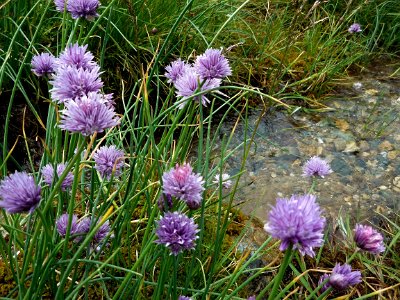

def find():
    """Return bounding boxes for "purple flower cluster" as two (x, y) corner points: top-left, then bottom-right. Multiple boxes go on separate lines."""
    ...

(354, 224), (385, 254)
(155, 211), (199, 255)
(162, 163), (205, 210)
(178, 296), (192, 300)
(165, 48), (231, 109)
(264, 194), (325, 257)
(56, 213), (79, 236)
(31, 53), (57, 77)
(93, 145), (125, 178)
(41, 163), (74, 190)
(213, 173), (232, 189)
(348, 23), (362, 34)
(319, 263), (361, 291)
(54, 0), (100, 20)
(303, 156), (332, 178)
(0, 171), (41, 214)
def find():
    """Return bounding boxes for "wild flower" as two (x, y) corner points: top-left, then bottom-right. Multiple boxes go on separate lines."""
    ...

(50, 65), (103, 103)
(67, 0), (100, 20)
(264, 194), (325, 257)
(194, 48), (232, 79)
(31, 53), (56, 77)
(57, 43), (98, 70)
(56, 214), (79, 236)
(162, 163), (205, 210)
(155, 211), (199, 255)
(213, 173), (232, 189)
(41, 163), (74, 190)
(348, 23), (362, 33)
(59, 92), (120, 136)
(93, 145), (125, 179)
(174, 69), (221, 109)
(354, 224), (385, 254)
(178, 297), (192, 300)
(0, 171), (41, 214)
(54, 0), (67, 11)
(319, 263), (362, 291)
(303, 156), (332, 178)
(157, 193), (173, 212)
(165, 58), (191, 84)
(247, 296), (256, 300)
(75, 217), (111, 247)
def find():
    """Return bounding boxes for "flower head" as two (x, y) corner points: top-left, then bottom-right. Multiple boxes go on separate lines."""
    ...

(75, 217), (111, 246)
(56, 214), (79, 236)
(57, 43), (98, 70)
(194, 48), (232, 79)
(93, 145), (125, 179)
(0, 172), (41, 214)
(213, 173), (232, 189)
(157, 193), (173, 212)
(174, 69), (221, 109)
(348, 23), (362, 33)
(178, 297), (192, 300)
(42, 163), (74, 190)
(354, 224), (385, 254)
(162, 163), (205, 209)
(67, 0), (100, 20)
(319, 263), (362, 291)
(303, 156), (332, 178)
(165, 58), (191, 84)
(247, 297), (256, 300)
(59, 92), (120, 136)
(264, 194), (325, 257)
(54, 0), (67, 11)
(31, 53), (56, 77)
(50, 66), (103, 103)
(155, 211), (199, 255)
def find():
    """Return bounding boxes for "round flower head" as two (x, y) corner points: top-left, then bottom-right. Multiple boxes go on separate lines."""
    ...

(75, 217), (111, 245)
(59, 92), (120, 136)
(178, 297), (192, 300)
(93, 145), (125, 179)
(57, 43), (98, 70)
(303, 156), (332, 178)
(247, 297), (256, 300)
(0, 171), (41, 214)
(319, 263), (362, 292)
(155, 211), (199, 255)
(174, 69), (221, 109)
(348, 23), (362, 33)
(162, 163), (205, 210)
(54, 0), (67, 11)
(213, 173), (232, 189)
(31, 53), (56, 77)
(194, 48), (232, 79)
(354, 224), (385, 254)
(67, 0), (100, 20)
(165, 58), (191, 84)
(157, 193), (173, 212)
(50, 65), (103, 103)
(264, 194), (325, 257)
(42, 163), (74, 190)
(56, 213), (79, 236)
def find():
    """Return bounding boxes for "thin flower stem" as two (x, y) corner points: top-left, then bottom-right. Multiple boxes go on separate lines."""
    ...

(267, 246), (294, 300)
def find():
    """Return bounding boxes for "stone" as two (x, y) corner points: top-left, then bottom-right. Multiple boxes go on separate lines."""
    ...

(334, 139), (347, 151)
(378, 140), (393, 151)
(330, 157), (352, 176)
(388, 150), (398, 160)
(343, 141), (360, 153)
(358, 140), (370, 152)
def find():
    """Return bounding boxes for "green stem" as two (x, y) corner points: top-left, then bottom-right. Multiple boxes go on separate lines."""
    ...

(267, 246), (294, 300)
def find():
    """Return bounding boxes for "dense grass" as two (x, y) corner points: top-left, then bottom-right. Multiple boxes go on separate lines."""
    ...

(0, 0), (399, 299)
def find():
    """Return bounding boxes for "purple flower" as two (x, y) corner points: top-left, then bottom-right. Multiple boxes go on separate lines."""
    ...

(42, 163), (74, 190)
(0, 171), (41, 214)
(165, 58), (191, 84)
(264, 194), (325, 257)
(50, 65), (103, 103)
(178, 297), (192, 300)
(67, 0), (100, 20)
(93, 145), (125, 178)
(319, 263), (362, 291)
(213, 173), (232, 189)
(57, 43), (98, 70)
(247, 297), (256, 300)
(348, 23), (362, 33)
(56, 213), (79, 236)
(54, 0), (67, 11)
(75, 216), (111, 246)
(174, 69), (221, 109)
(162, 163), (205, 210)
(31, 53), (56, 77)
(155, 211), (199, 255)
(303, 156), (332, 178)
(194, 48), (232, 79)
(354, 224), (385, 254)
(59, 92), (120, 136)
(157, 193), (173, 212)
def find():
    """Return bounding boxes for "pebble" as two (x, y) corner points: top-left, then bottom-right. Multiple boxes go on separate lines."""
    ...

(379, 140), (394, 151)
(271, 172), (277, 178)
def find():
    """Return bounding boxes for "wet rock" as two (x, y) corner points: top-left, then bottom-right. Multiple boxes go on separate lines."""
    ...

(331, 157), (353, 176)
(378, 140), (394, 151)
(388, 150), (398, 160)
(358, 140), (370, 152)
(343, 141), (360, 153)
(334, 139), (347, 151)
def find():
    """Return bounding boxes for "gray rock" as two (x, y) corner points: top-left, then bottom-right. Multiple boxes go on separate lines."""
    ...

(331, 157), (353, 176)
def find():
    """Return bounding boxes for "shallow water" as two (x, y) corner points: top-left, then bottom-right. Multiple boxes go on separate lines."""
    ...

(213, 63), (400, 223)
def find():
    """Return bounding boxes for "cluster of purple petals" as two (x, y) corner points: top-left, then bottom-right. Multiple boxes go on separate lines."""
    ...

(57, 43), (98, 70)
(247, 296), (256, 300)
(56, 213), (79, 236)
(157, 193), (173, 212)
(354, 224), (385, 254)
(0, 171), (41, 214)
(178, 296), (192, 300)
(319, 263), (361, 292)
(264, 194), (325, 257)
(93, 145), (125, 179)
(155, 211), (199, 255)
(213, 173), (232, 189)
(303, 156), (332, 178)
(41, 163), (74, 190)
(348, 23), (362, 33)
(54, 0), (100, 20)
(59, 92), (120, 136)
(31, 53), (57, 77)
(165, 48), (231, 109)
(162, 163), (205, 210)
